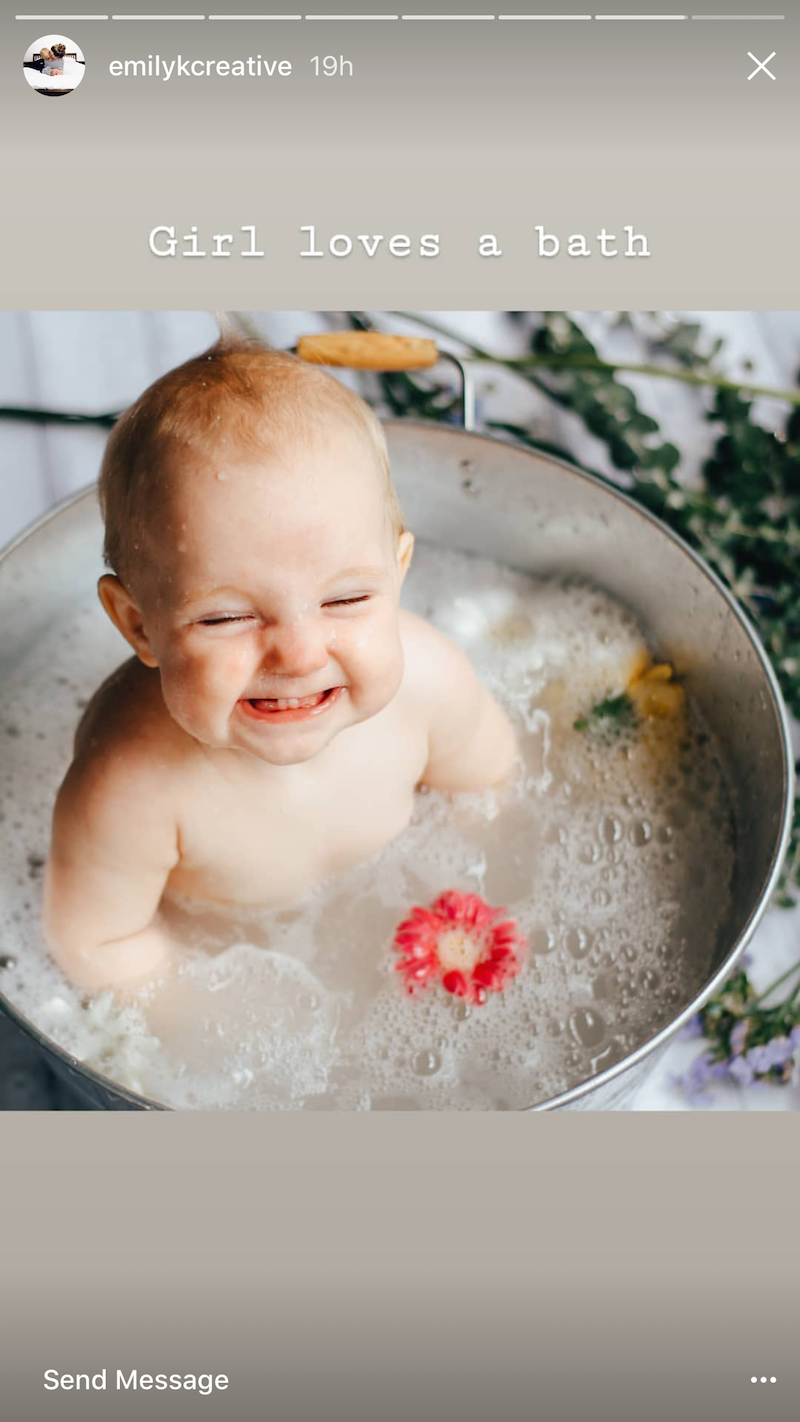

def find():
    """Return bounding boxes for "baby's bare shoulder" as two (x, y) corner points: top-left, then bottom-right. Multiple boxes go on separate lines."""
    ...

(399, 609), (476, 701)
(49, 660), (184, 898)
(68, 657), (190, 809)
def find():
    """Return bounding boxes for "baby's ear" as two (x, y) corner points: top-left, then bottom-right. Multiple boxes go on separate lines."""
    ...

(396, 530), (414, 584)
(97, 575), (159, 668)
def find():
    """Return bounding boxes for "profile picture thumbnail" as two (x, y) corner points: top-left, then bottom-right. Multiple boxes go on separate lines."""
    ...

(23, 35), (85, 97)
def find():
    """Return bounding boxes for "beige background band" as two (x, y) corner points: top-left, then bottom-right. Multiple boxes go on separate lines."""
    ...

(4, 6), (797, 307)
(3, 1115), (797, 1420)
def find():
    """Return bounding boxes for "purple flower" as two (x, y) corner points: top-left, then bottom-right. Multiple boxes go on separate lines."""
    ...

(689, 1054), (714, 1085)
(745, 1036), (795, 1075)
(728, 1056), (755, 1086)
(765, 1036), (794, 1068)
(746, 1044), (773, 1074)
(679, 1013), (705, 1041)
(673, 1052), (717, 1105)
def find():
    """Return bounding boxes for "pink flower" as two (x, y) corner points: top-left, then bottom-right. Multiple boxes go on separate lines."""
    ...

(392, 889), (526, 1006)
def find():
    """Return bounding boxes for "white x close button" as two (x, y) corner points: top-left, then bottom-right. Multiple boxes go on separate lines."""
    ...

(747, 52), (776, 81)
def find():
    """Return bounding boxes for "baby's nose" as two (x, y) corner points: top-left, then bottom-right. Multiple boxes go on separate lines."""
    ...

(259, 621), (329, 678)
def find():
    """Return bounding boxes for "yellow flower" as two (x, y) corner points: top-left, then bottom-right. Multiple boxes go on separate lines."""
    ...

(627, 657), (685, 719)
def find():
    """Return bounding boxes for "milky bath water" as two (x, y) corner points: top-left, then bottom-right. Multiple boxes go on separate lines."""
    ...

(0, 540), (736, 1109)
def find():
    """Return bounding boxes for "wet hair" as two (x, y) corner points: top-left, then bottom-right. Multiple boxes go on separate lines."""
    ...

(98, 335), (404, 592)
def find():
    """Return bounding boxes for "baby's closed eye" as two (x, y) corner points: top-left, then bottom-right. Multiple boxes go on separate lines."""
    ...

(197, 597), (372, 626)
(198, 614), (254, 626)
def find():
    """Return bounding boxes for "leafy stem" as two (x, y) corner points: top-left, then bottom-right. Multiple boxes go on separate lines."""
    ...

(744, 955), (800, 1012)
(388, 311), (800, 408)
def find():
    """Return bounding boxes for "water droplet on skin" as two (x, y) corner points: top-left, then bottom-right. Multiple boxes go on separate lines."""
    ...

(592, 888), (611, 908)
(546, 1018), (565, 1037)
(580, 842), (601, 865)
(657, 825), (673, 844)
(630, 821), (652, 847)
(413, 1049), (441, 1077)
(569, 1007), (606, 1048)
(0, 954), (17, 970)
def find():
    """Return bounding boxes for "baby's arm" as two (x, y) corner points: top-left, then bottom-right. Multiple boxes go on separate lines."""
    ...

(43, 753), (182, 993)
(417, 625), (517, 793)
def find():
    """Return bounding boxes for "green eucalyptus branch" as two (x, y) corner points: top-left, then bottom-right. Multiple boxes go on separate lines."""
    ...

(0, 407), (117, 426)
(387, 311), (800, 408)
(745, 955), (800, 1012)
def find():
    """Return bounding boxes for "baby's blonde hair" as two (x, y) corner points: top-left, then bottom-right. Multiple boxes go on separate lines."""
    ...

(99, 336), (403, 592)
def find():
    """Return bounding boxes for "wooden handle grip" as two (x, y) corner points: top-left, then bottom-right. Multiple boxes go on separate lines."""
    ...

(296, 332), (438, 372)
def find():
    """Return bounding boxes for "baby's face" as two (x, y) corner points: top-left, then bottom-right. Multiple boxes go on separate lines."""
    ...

(132, 426), (412, 767)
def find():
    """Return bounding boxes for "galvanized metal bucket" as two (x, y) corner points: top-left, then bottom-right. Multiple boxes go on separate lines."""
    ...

(0, 336), (793, 1109)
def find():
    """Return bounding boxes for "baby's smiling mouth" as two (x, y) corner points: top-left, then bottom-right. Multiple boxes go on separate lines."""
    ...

(248, 689), (334, 711)
(238, 687), (344, 722)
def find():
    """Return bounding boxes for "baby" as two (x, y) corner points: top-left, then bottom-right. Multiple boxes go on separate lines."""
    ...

(39, 47), (64, 75)
(43, 339), (516, 993)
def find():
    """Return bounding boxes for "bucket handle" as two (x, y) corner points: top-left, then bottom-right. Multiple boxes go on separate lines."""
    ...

(295, 332), (475, 433)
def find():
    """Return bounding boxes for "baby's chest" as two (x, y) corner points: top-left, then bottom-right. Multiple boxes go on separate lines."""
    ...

(174, 737), (426, 905)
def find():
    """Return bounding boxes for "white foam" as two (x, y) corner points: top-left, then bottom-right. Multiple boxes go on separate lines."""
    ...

(0, 541), (736, 1109)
